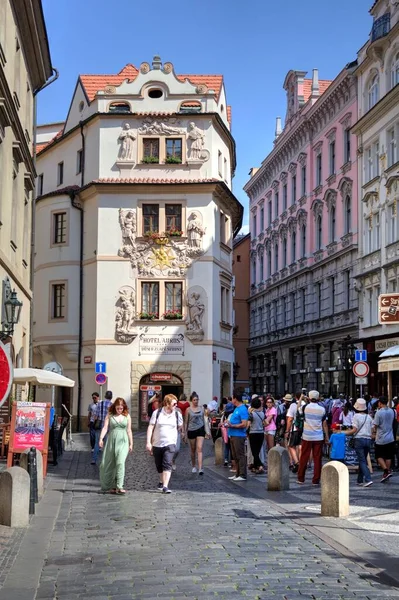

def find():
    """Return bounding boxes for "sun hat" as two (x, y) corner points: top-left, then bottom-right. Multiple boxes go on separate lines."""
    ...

(308, 390), (320, 400)
(283, 393), (293, 401)
(251, 394), (259, 400)
(353, 398), (367, 411)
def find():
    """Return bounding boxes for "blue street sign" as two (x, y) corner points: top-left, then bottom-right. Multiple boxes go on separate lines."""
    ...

(95, 362), (107, 374)
(355, 349), (367, 363)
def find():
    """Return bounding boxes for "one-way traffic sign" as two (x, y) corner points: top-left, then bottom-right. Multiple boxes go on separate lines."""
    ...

(95, 362), (107, 374)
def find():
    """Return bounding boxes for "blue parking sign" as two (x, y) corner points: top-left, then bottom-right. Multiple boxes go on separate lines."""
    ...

(355, 350), (367, 363)
(95, 362), (107, 374)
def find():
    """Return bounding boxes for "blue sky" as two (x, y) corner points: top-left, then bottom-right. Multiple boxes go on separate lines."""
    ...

(39, 0), (373, 231)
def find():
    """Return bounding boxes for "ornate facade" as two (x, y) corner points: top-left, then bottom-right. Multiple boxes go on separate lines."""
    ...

(245, 66), (358, 397)
(352, 0), (399, 395)
(33, 57), (242, 428)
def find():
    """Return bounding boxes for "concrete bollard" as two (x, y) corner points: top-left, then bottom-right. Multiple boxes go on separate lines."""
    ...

(0, 467), (30, 527)
(267, 446), (290, 491)
(321, 461), (349, 518)
(214, 437), (224, 465)
(20, 448), (44, 500)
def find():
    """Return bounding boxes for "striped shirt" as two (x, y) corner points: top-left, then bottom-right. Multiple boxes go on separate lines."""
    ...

(302, 402), (326, 442)
(93, 400), (112, 425)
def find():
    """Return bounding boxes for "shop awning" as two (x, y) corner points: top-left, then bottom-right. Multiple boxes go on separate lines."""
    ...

(13, 368), (75, 387)
(379, 345), (399, 358)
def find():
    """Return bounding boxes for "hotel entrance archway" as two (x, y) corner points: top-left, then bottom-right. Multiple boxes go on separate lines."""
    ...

(139, 372), (184, 425)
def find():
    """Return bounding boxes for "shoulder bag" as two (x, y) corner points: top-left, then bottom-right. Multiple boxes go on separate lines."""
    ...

(349, 415), (367, 448)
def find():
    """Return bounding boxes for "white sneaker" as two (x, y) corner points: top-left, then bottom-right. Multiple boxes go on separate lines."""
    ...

(192, 467), (197, 473)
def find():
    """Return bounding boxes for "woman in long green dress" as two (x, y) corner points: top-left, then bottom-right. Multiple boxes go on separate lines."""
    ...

(99, 397), (133, 494)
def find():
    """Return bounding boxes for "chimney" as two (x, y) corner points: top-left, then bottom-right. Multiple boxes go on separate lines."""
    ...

(275, 116), (282, 138)
(311, 68), (319, 97)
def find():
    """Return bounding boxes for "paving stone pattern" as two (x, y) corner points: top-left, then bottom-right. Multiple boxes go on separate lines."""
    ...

(0, 525), (25, 589)
(33, 437), (399, 600)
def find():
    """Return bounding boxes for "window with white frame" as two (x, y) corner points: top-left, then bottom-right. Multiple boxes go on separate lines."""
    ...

(267, 249), (272, 277)
(291, 292), (296, 324)
(141, 203), (184, 235)
(268, 200), (272, 225)
(221, 286), (231, 323)
(316, 282), (322, 318)
(292, 174), (297, 204)
(329, 205), (336, 243)
(366, 285), (380, 326)
(51, 282), (67, 320)
(389, 278), (398, 293)
(365, 215), (372, 253)
(301, 165), (306, 196)
(260, 205), (264, 231)
(344, 128), (351, 163)
(218, 150), (223, 177)
(283, 184), (287, 211)
(316, 153), (322, 187)
(365, 141), (380, 181)
(301, 224), (306, 258)
(300, 288), (306, 321)
(344, 195), (351, 234)
(388, 126), (397, 167)
(388, 201), (398, 243)
(329, 140), (335, 175)
(391, 51), (399, 89)
(274, 243), (279, 273)
(330, 276), (335, 314)
(291, 230), (296, 263)
(282, 238), (287, 267)
(141, 282), (159, 317)
(344, 270), (351, 310)
(368, 74), (379, 110)
(252, 259), (257, 284)
(374, 212), (380, 249)
(316, 215), (322, 250)
(53, 212), (67, 245)
(253, 212), (257, 237)
(281, 296), (287, 327)
(260, 253), (264, 281)
(274, 191), (279, 219)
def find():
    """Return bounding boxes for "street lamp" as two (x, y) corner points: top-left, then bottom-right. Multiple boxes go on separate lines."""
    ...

(1, 289), (23, 341)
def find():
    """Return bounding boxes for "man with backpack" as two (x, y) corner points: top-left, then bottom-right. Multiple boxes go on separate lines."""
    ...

(284, 392), (306, 473)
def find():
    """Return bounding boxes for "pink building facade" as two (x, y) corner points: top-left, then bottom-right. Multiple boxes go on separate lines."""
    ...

(245, 66), (359, 396)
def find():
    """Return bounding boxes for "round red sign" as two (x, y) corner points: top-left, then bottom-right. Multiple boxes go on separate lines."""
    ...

(353, 361), (369, 378)
(95, 373), (107, 386)
(0, 341), (13, 408)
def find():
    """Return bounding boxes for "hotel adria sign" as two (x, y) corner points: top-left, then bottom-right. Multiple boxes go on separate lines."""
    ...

(138, 333), (185, 356)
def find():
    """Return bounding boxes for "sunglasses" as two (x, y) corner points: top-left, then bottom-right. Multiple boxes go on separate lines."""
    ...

(171, 402), (177, 407)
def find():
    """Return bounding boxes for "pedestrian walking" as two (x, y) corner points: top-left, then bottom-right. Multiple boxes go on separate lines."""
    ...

(99, 398), (133, 494)
(183, 392), (210, 475)
(146, 394), (183, 494)
(220, 400), (235, 467)
(248, 397), (265, 474)
(373, 396), (395, 482)
(297, 390), (329, 485)
(87, 392), (99, 451)
(342, 398), (373, 487)
(285, 391), (305, 473)
(177, 393), (190, 416)
(339, 402), (355, 429)
(92, 390), (113, 465)
(226, 393), (249, 481)
(264, 397), (277, 452)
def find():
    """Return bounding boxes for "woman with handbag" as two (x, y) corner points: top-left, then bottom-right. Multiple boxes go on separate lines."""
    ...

(343, 398), (373, 487)
(183, 392), (210, 475)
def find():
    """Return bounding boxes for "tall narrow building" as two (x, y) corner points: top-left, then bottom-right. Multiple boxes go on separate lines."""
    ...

(33, 57), (242, 428)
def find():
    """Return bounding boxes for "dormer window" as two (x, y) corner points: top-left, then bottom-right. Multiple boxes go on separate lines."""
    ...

(148, 89), (163, 99)
(179, 101), (201, 114)
(108, 102), (131, 114)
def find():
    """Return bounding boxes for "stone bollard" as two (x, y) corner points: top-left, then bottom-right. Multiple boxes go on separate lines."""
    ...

(267, 446), (290, 491)
(20, 448), (44, 499)
(214, 437), (224, 465)
(321, 461), (349, 518)
(0, 467), (30, 527)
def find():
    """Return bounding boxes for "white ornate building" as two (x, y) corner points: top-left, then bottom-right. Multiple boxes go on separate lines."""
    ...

(33, 56), (242, 428)
(352, 0), (399, 395)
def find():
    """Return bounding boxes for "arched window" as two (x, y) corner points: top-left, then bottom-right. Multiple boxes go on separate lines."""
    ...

(329, 206), (336, 243)
(345, 195), (351, 234)
(291, 230), (297, 263)
(301, 224), (306, 258)
(368, 74), (379, 110)
(267, 249), (272, 277)
(252, 259), (257, 285)
(282, 238), (287, 267)
(391, 52), (399, 89)
(260, 253), (264, 281)
(108, 102), (131, 113)
(316, 215), (322, 250)
(274, 243), (279, 273)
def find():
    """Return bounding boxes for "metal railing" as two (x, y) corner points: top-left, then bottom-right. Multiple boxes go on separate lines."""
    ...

(371, 13), (390, 42)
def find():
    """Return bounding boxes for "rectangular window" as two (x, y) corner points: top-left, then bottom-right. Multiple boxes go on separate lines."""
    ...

(220, 212), (227, 244)
(38, 173), (44, 195)
(224, 157), (227, 181)
(329, 141), (335, 175)
(221, 286), (230, 323)
(291, 292), (296, 324)
(316, 282), (321, 319)
(218, 150), (223, 177)
(283, 184), (287, 211)
(252, 260), (257, 285)
(317, 154), (322, 186)
(282, 296), (286, 327)
(268, 200), (272, 225)
(389, 203), (397, 243)
(260, 206), (264, 231)
(274, 192), (279, 219)
(165, 282), (182, 313)
(301, 165), (306, 196)
(373, 141), (380, 177)
(367, 288), (373, 326)
(253, 213), (257, 237)
(345, 270), (351, 310)
(53, 212), (67, 244)
(165, 138), (182, 162)
(292, 175), (296, 204)
(142, 204), (159, 234)
(76, 149), (83, 174)
(260, 253), (264, 280)
(301, 288), (306, 321)
(57, 161), (64, 186)
(367, 147), (373, 182)
(141, 282), (159, 317)
(388, 127), (397, 167)
(374, 212), (380, 249)
(143, 138), (159, 162)
(165, 204), (182, 232)
(51, 283), (66, 319)
(330, 276), (335, 314)
(344, 128), (351, 163)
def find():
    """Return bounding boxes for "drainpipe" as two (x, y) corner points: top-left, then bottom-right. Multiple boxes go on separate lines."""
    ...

(29, 68), (59, 368)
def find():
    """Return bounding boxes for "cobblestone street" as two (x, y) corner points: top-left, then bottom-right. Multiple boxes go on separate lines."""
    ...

(0, 435), (396, 600)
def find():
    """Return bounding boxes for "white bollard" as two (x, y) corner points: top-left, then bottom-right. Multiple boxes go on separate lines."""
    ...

(321, 461), (349, 517)
(0, 467), (30, 527)
(267, 446), (290, 491)
(214, 437), (224, 465)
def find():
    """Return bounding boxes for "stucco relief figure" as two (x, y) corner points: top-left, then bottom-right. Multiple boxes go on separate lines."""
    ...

(187, 122), (205, 160)
(187, 292), (205, 332)
(187, 212), (205, 250)
(138, 120), (184, 136)
(115, 286), (137, 344)
(118, 123), (136, 160)
(119, 209), (136, 246)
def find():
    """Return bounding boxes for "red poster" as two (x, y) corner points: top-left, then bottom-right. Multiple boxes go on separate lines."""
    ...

(0, 341), (13, 408)
(14, 402), (47, 451)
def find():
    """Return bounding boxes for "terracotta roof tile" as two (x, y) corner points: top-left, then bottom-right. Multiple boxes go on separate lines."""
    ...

(79, 64), (224, 102)
(94, 177), (220, 184)
(36, 129), (64, 155)
(303, 79), (332, 103)
(227, 106), (232, 124)
(36, 142), (48, 154)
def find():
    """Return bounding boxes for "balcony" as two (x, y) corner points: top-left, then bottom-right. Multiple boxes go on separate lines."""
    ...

(371, 13), (390, 42)
(314, 249), (324, 263)
(326, 241), (338, 256)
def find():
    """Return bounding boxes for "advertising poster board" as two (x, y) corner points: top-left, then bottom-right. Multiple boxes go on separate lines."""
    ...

(7, 402), (51, 475)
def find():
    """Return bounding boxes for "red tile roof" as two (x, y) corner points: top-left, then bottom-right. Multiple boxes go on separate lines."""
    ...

(36, 142), (49, 154)
(303, 79), (332, 103)
(94, 177), (220, 184)
(79, 64), (224, 102)
(227, 106), (232, 124)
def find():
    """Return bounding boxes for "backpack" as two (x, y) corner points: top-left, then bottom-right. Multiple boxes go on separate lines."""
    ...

(275, 403), (286, 431)
(293, 404), (305, 432)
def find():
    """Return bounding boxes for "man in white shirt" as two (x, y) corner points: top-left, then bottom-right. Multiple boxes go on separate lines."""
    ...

(297, 390), (329, 485)
(207, 396), (219, 413)
(285, 392), (305, 473)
